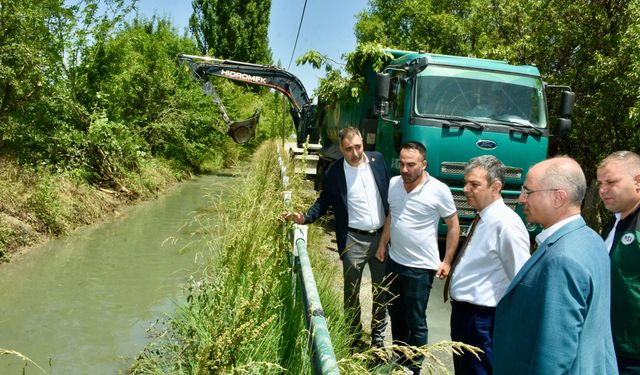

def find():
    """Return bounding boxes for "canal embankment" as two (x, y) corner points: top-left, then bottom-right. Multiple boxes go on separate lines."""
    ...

(0, 155), (192, 263)
(0, 171), (240, 373)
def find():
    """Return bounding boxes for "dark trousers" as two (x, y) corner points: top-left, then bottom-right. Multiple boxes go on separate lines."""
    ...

(386, 257), (435, 372)
(450, 299), (496, 375)
(342, 231), (387, 346)
(618, 355), (640, 375)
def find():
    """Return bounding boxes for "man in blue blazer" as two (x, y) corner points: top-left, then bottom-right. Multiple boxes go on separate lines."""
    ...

(284, 127), (391, 349)
(492, 156), (617, 374)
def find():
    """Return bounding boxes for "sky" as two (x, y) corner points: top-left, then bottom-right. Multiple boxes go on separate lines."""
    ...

(134, 0), (369, 97)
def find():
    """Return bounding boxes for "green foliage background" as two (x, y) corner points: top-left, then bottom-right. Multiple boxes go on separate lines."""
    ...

(352, 0), (640, 179)
(0, 0), (288, 175)
(189, 0), (272, 63)
(0, 0), (292, 257)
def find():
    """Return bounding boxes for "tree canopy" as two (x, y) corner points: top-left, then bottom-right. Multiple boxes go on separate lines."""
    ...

(0, 0), (286, 192)
(189, 0), (272, 63)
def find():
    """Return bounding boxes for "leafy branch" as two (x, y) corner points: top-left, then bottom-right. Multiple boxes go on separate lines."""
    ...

(297, 43), (393, 102)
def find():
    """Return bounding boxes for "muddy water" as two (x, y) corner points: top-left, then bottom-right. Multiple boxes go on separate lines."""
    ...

(0, 174), (235, 374)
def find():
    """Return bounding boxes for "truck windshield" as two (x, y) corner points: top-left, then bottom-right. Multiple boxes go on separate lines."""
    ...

(414, 65), (547, 128)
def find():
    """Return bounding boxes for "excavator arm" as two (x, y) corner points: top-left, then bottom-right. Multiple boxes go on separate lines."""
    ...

(178, 54), (316, 146)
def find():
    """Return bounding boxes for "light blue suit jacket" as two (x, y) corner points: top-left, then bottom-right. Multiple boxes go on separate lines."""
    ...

(493, 217), (617, 374)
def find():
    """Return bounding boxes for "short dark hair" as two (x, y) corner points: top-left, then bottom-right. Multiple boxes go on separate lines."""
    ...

(339, 127), (362, 144)
(401, 141), (426, 160)
(598, 150), (640, 176)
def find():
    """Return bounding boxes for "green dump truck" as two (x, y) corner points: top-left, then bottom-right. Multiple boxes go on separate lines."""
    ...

(314, 49), (574, 232)
(179, 49), (575, 233)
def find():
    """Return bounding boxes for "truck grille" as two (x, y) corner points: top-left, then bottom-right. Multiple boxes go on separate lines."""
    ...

(452, 190), (520, 217)
(441, 162), (523, 179)
(452, 191), (475, 217)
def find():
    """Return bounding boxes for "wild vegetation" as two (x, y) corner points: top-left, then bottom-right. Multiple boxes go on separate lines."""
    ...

(0, 0), (292, 261)
(129, 142), (312, 374)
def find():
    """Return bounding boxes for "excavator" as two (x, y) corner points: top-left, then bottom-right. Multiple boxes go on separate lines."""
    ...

(177, 54), (318, 147)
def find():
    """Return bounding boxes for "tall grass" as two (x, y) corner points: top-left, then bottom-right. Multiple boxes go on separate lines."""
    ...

(131, 141), (310, 374)
(0, 348), (48, 374)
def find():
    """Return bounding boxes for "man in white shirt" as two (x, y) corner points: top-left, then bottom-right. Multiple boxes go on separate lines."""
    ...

(376, 141), (460, 374)
(284, 127), (390, 349)
(445, 155), (530, 375)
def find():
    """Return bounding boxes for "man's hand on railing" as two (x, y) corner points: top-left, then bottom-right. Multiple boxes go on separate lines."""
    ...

(281, 211), (305, 225)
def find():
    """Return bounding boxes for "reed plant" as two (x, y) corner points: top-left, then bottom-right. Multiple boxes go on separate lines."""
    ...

(131, 141), (309, 374)
(0, 348), (48, 374)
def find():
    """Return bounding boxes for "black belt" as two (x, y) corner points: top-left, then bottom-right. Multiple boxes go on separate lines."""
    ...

(450, 299), (496, 311)
(348, 227), (383, 236)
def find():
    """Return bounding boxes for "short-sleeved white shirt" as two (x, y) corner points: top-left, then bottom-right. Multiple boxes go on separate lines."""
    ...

(388, 174), (457, 269)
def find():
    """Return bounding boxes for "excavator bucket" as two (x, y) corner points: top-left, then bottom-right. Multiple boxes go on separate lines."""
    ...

(226, 108), (261, 144)
(202, 80), (261, 144)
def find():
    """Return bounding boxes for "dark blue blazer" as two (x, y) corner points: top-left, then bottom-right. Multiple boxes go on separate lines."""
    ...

(303, 151), (390, 255)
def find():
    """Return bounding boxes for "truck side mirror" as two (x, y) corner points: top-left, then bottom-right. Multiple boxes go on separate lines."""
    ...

(375, 73), (390, 116)
(556, 118), (572, 136)
(554, 90), (575, 136)
(558, 90), (575, 118)
(377, 73), (390, 100)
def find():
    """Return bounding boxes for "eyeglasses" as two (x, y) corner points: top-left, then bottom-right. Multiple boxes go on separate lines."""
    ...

(520, 186), (560, 198)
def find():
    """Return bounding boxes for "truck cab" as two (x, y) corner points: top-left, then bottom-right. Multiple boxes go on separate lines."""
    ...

(317, 49), (574, 235)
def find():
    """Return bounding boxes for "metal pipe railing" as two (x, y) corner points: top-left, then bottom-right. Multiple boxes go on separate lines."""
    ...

(294, 235), (339, 375)
(278, 143), (339, 375)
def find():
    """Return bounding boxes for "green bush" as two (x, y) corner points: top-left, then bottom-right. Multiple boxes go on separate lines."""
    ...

(86, 116), (144, 187)
(26, 175), (69, 236)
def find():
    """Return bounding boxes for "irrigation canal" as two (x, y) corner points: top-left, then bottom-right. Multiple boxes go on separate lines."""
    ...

(0, 174), (236, 374)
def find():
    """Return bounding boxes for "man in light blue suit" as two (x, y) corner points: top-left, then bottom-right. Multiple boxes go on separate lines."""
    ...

(493, 156), (617, 374)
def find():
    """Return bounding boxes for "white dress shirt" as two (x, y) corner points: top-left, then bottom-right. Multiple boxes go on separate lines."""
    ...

(604, 213), (620, 253)
(535, 214), (582, 246)
(344, 156), (385, 231)
(450, 198), (531, 306)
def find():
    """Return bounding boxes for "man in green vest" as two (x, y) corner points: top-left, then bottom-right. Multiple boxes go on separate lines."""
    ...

(597, 150), (640, 374)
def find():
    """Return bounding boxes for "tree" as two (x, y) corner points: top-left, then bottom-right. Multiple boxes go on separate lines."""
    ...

(0, 0), (68, 146)
(189, 0), (272, 63)
(354, 0), (472, 56)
